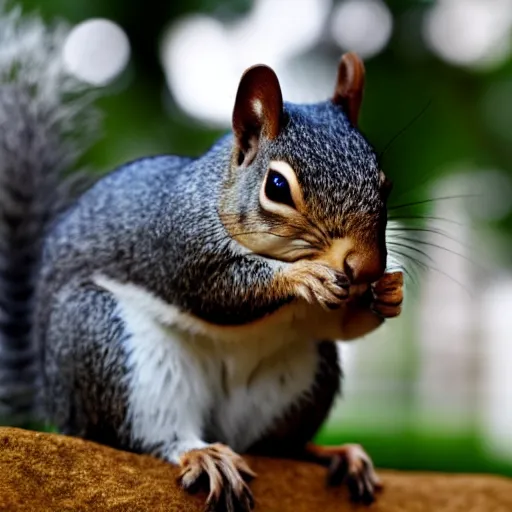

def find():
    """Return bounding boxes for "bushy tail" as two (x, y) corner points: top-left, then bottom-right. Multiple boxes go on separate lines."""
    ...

(0, 4), (101, 426)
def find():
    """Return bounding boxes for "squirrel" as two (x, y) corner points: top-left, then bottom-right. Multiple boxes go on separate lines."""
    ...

(0, 6), (404, 512)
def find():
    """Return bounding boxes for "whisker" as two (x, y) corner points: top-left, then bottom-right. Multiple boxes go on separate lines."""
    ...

(387, 249), (421, 285)
(220, 219), (280, 230)
(402, 266), (418, 286)
(387, 241), (436, 265)
(219, 217), (328, 249)
(388, 215), (463, 226)
(388, 194), (479, 211)
(193, 229), (271, 245)
(389, 248), (470, 294)
(389, 247), (429, 272)
(378, 99), (432, 159)
(387, 226), (471, 249)
(391, 236), (477, 265)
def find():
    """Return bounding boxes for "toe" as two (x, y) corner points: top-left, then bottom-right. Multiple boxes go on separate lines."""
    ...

(346, 467), (376, 504)
(320, 443), (382, 505)
(372, 301), (402, 318)
(372, 271), (404, 305)
(327, 454), (347, 487)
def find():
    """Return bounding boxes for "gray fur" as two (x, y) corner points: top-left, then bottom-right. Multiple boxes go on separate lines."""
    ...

(0, 5), (100, 425)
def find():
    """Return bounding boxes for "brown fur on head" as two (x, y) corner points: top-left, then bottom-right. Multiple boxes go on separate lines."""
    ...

(220, 53), (391, 285)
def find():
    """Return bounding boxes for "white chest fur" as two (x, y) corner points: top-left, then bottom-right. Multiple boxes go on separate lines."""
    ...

(94, 276), (320, 456)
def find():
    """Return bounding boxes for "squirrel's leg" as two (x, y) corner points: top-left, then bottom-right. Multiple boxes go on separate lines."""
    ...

(187, 255), (352, 324)
(248, 342), (381, 504)
(148, 438), (256, 512)
(169, 442), (256, 512)
(40, 281), (132, 444)
(44, 281), (256, 512)
(302, 443), (382, 504)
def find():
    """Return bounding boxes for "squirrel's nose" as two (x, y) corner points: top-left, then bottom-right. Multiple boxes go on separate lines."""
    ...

(344, 248), (386, 284)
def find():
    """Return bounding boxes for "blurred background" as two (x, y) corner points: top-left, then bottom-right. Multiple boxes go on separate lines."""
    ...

(12, 0), (512, 476)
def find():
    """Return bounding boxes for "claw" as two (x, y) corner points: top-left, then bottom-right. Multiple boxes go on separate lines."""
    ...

(311, 443), (382, 505)
(178, 444), (255, 512)
(283, 260), (351, 309)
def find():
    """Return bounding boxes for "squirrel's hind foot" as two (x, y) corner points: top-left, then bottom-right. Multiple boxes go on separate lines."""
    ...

(307, 442), (382, 505)
(178, 443), (256, 512)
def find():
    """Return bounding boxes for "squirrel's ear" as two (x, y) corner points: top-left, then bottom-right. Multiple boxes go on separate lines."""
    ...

(332, 52), (365, 126)
(232, 65), (283, 167)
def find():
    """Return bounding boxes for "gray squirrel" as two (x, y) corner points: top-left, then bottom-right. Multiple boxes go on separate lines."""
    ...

(0, 7), (404, 512)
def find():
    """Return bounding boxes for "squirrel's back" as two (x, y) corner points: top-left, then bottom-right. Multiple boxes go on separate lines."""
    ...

(37, 137), (233, 300)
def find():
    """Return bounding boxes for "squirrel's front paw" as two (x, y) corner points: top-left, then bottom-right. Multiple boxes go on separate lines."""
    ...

(284, 260), (350, 310)
(178, 444), (256, 512)
(371, 271), (404, 318)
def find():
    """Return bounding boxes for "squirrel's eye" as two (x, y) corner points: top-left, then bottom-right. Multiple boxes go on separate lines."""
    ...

(265, 170), (295, 208)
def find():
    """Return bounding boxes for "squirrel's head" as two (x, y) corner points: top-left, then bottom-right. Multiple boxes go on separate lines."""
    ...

(219, 53), (391, 285)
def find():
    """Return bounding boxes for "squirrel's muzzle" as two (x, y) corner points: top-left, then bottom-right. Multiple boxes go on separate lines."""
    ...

(344, 245), (386, 284)
(343, 213), (388, 284)
(318, 233), (387, 285)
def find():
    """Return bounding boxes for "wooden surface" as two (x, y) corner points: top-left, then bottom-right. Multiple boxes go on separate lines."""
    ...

(1, 427), (511, 511)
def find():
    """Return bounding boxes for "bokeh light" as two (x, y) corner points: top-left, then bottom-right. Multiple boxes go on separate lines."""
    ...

(423, 0), (512, 69)
(63, 19), (130, 86)
(229, 0), (332, 64)
(481, 277), (512, 461)
(330, 0), (393, 59)
(160, 0), (332, 125)
(160, 15), (236, 126)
